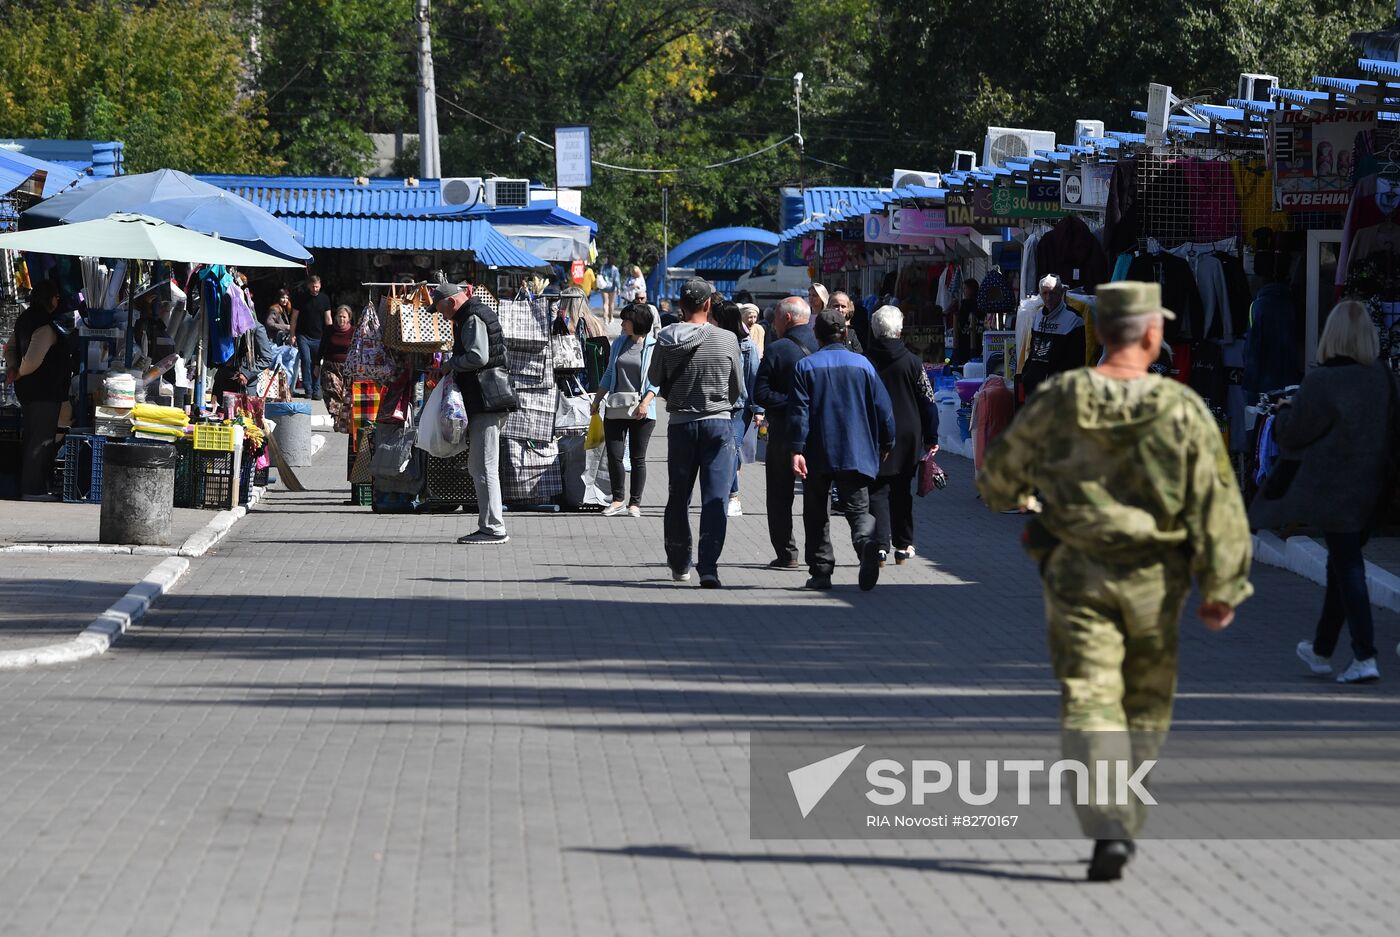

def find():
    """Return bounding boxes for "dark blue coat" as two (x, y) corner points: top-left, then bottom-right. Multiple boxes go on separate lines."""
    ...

(789, 343), (896, 479)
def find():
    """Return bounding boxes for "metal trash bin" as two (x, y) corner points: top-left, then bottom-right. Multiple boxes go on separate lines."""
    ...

(266, 400), (314, 467)
(99, 442), (177, 545)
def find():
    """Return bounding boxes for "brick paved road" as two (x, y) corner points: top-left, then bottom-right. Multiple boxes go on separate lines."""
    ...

(0, 422), (1396, 936)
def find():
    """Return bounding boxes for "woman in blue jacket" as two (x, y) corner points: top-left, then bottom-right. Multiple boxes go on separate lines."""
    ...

(712, 300), (762, 516)
(591, 303), (659, 517)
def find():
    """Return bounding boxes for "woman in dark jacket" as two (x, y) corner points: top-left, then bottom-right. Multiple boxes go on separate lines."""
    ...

(3, 282), (71, 499)
(1249, 301), (1394, 684)
(865, 305), (938, 565)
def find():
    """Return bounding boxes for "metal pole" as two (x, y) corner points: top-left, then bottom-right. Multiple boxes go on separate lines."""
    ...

(794, 73), (805, 195)
(416, 0), (442, 179)
(662, 187), (670, 298)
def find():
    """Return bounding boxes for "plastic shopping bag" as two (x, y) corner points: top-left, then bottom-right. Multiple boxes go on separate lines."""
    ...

(584, 412), (605, 450)
(415, 376), (468, 458)
(437, 373), (469, 446)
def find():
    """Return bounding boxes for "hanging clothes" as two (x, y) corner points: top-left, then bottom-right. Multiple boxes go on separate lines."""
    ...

(1232, 160), (1289, 236)
(1103, 158), (1140, 258)
(1020, 229), (1043, 298)
(1243, 282), (1299, 399)
(1184, 158), (1242, 242)
(1034, 215), (1109, 291)
(1125, 251), (1204, 343)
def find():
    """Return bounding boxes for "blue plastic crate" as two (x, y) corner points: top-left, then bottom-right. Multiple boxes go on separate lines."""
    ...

(61, 434), (106, 503)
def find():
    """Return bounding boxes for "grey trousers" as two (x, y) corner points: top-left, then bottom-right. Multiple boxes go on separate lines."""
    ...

(468, 412), (507, 536)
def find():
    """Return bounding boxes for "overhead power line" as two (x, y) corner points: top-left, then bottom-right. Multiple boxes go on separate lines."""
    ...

(435, 93), (797, 175)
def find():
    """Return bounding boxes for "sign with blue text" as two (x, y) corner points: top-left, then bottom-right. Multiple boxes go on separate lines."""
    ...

(555, 126), (592, 188)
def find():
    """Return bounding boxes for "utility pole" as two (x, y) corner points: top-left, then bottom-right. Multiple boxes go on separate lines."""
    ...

(662, 186), (670, 297)
(416, 0), (442, 179)
(793, 73), (805, 195)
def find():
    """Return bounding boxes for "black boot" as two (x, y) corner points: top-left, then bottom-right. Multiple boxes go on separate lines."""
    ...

(1086, 839), (1135, 882)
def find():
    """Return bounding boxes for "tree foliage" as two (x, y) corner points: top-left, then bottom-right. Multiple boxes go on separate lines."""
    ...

(0, 0), (277, 173)
(0, 0), (1394, 266)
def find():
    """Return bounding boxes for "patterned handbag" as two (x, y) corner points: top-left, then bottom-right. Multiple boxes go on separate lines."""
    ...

(384, 284), (454, 352)
(346, 301), (400, 383)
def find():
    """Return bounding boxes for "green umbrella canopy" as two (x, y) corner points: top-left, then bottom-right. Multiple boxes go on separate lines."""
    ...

(0, 211), (303, 267)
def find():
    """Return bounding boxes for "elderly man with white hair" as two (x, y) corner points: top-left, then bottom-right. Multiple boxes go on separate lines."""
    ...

(753, 295), (820, 569)
(1019, 273), (1086, 398)
(865, 304), (939, 565)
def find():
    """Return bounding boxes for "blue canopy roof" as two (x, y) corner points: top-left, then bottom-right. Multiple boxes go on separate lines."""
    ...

(645, 226), (779, 298)
(282, 215), (548, 267)
(0, 149), (84, 197)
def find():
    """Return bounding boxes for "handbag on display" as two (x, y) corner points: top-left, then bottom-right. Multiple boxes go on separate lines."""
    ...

(384, 284), (454, 352)
(555, 392), (591, 435)
(604, 391), (642, 419)
(349, 429), (375, 484)
(371, 401), (425, 494)
(346, 301), (400, 384)
(550, 332), (586, 371)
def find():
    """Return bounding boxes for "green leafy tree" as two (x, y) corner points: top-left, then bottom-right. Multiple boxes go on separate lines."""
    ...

(0, 0), (278, 173)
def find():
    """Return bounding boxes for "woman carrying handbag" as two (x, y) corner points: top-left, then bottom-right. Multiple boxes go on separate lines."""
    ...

(591, 302), (659, 517)
(1250, 301), (1398, 684)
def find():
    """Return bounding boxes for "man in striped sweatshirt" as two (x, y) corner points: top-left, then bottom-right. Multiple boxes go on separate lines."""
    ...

(649, 278), (744, 588)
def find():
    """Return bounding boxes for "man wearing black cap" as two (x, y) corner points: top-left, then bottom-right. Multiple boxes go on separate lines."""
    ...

(789, 308), (895, 591)
(648, 277), (743, 587)
(438, 281), (519, 545)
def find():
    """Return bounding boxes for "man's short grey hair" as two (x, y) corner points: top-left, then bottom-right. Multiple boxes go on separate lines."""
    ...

(776, 296), (811, 322)
(1097, 312), (1161, 349)
(871, 304), (903, 339)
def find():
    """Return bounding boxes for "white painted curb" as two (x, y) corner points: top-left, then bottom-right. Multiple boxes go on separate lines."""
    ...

(2, 499), (257, 558)
(0, 556), (189, 669)
(1252, 533), (1400, 613)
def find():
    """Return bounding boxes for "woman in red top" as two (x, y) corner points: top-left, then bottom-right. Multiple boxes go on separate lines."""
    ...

(318, 305), (355, 433)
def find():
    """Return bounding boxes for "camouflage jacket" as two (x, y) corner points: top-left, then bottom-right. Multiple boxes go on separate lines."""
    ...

(977, 368), (1253, 608)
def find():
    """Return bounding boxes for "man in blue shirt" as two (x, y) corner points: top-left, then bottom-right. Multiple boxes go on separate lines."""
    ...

(789, 309), (896, 591)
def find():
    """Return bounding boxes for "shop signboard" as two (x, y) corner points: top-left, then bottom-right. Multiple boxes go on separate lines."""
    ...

(1269, 110), (1375, 213)
(801, 237), (863, 274)
(991, 180), (1065, 219)
(554, 126), (593, 188)
(1060, 164), (1113, 210)
(862, 208), (949, 244)
(949, 189), (1016, 228)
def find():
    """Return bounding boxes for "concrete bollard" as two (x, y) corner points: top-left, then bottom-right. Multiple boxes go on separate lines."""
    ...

(266, 401), (314, 467)
(99, 442), (177, 545)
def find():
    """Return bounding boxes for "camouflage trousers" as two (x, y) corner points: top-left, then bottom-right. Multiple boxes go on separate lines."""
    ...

(1042, 546), (1191, 838)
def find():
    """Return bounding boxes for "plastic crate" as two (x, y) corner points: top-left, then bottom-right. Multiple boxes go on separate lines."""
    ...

(192, 423), (235, 452)
(61, 434), (106, 503)
(253, 465), (269, 488)
(237, 456), (253, 506)
(191, 449), (236, 509)
(172, 439), (195, 508)
(424, 450), (478, 507)
(352, 482), (373, 506)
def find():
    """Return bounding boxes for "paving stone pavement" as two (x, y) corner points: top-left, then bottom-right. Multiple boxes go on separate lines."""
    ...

(0, 553), (163, 652)
(0, 419), (1397, 936)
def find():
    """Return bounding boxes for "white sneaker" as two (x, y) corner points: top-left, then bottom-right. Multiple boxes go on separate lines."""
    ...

(602, 503), (627, 517)
(672, 568), (691, 582)
(1336, 658), (1380, 684)
(727, 497), (742, 517)
(627, 505), (641, 518)
(1296, 640), (1332, 675)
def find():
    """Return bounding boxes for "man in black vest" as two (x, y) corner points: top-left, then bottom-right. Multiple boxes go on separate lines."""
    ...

(753, 296), (819, 568)
(437, 282), (519, 545)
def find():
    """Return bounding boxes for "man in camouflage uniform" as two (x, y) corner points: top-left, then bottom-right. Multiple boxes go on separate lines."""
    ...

(977, 281), (1253, 881)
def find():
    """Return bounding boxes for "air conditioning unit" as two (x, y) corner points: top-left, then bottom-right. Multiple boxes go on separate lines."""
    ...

(485, 177), (530, 209)
(1074, 120), (1105, 147)
(981, 128), (1056, 169)
(892, 168), (942, 190)
(1238, 72), (1278, 103)
(951, 150), (977, 172)
(1145, 83), (1174, 145)
(440, 176), (484, 207)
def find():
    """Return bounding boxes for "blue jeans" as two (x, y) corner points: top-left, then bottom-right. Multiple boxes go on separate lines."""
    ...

(1313, 532), (1376, 661)
(664, 418), (735, 578)
(730, 410), (751, 495)
(296, 335), (321, 396)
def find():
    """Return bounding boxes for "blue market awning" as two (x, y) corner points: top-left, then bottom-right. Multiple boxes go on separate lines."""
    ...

(284, 215), (548, 268)
(0, 149), (83, 197)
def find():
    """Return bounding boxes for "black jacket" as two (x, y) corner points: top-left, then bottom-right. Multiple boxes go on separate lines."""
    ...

(865, 337), (938, 475)
(753, 322), (818, 445)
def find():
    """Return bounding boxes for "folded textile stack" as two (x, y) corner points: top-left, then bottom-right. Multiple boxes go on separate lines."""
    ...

(130, 402), (191, 442)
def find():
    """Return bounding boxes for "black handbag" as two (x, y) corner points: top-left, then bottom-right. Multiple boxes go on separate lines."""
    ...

(477, 365), (519, 412)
